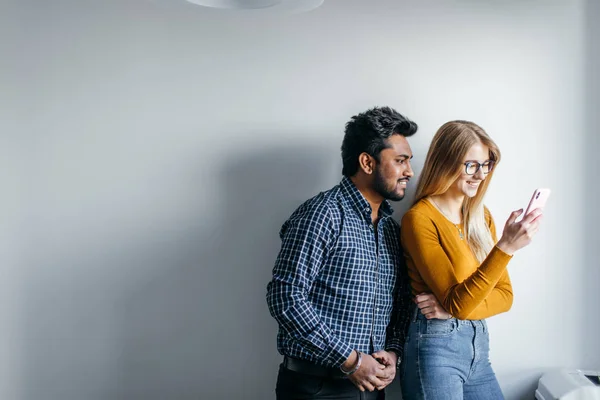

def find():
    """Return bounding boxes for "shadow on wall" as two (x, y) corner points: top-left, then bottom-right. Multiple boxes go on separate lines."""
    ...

(582, 0), (600, 370)
(114, 142), (336, 399)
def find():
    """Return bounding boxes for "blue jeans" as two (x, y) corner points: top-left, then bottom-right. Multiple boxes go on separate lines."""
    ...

(400, 310), (504, 400)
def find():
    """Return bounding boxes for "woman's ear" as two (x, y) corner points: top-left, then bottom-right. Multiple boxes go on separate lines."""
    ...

(358, 152), (375, 175)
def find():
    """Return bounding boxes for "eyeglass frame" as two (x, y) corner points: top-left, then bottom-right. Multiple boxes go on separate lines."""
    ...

(463, 160), (495, 175)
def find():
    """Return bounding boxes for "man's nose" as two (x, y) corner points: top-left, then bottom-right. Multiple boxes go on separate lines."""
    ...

(405, 163), (415, 177)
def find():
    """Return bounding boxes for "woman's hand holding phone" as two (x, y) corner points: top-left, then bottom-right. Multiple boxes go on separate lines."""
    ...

(496, 208), (543, 255)
(496, 188), (550, 255)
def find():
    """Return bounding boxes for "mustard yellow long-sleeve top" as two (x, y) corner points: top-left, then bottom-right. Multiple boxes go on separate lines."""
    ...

(400, 198), (514, 320)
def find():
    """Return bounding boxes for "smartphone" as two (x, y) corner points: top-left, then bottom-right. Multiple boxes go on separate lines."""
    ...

(524, 188), (551, 217)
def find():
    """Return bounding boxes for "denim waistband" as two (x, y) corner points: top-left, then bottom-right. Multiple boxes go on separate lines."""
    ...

(413, 307), (487, 328)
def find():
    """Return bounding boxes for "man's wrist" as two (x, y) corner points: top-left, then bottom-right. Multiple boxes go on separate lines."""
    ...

(340, 350), (362, 375)
(341, 349), (358, 371)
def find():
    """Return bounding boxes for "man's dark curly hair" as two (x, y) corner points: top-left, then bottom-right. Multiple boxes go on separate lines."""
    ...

(341, 106), (418, 177)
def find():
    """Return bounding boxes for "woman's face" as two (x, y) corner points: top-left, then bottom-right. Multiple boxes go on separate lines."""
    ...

(449, 142), (492, 199)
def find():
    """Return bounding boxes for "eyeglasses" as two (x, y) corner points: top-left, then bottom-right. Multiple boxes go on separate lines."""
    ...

(463, 160), (495, 175)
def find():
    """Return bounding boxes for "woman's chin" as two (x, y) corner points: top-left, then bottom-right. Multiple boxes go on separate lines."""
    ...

(462, 188), (479, 198)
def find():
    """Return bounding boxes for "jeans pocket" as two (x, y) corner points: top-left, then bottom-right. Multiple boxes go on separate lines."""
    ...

(420, 318), (458, 337)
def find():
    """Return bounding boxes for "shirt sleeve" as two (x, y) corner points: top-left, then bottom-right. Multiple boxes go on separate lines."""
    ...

(463, 210), (513, 319)
(400, 209), (513, 320)
(266, 202), (353, 367)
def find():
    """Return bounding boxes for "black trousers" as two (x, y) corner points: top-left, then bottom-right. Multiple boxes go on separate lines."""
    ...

(276, 364), (385, 400)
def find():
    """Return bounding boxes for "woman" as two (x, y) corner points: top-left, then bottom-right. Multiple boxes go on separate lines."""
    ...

(400, 121), (543, 400)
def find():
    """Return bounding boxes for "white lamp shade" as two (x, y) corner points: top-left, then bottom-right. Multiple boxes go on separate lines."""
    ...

(185, 0), (282, 8)
(184, 0), (324, 12)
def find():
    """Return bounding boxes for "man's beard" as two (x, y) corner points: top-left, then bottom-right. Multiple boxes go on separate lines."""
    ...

(373, 167), (405, 201)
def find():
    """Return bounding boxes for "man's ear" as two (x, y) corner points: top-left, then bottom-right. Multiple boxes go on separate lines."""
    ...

(358, 152), (375, 175)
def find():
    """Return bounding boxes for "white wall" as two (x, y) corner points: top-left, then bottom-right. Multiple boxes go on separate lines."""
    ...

(1, 0), (595, 399)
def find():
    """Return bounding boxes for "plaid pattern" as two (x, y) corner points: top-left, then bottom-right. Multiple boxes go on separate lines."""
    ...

(267, 177), (413, 368)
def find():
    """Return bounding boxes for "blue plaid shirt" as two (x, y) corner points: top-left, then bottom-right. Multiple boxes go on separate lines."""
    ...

(266, 177), (412, 368)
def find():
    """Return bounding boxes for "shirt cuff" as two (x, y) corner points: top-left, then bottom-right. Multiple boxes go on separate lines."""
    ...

(319, 324), (353, 368)
(385, 343), (403, 362)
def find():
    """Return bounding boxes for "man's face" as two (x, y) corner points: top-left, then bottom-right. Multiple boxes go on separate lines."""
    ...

(372, 135), (414, 201)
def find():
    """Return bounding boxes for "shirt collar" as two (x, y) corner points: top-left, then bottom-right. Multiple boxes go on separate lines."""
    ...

(340, 176), (394, 219)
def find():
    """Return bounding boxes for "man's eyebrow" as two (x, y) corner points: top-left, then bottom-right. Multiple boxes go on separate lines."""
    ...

(396, 154), (413, 159)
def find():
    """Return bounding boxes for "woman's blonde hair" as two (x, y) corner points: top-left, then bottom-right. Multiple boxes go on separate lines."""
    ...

(414, 120), (501, 262)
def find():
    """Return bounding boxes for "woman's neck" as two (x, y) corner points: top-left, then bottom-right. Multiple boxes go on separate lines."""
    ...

(430, 192), (464, 222)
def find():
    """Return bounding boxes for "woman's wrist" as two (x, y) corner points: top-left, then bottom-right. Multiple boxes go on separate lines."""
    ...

(496, 239), (515, 256)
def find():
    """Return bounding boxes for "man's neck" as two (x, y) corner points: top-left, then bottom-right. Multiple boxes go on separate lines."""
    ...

(350, 176), (384, 223)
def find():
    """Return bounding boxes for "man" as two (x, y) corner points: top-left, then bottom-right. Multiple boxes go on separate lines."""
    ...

(266, 107), (447, 399)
